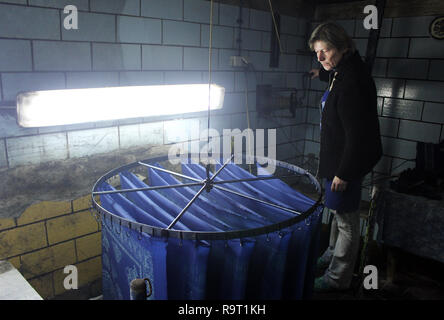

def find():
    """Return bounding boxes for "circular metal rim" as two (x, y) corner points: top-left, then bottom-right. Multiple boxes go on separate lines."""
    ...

(91, 153), (323, 241)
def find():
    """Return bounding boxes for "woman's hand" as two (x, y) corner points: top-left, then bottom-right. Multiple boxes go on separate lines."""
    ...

(331, 176), (348, 192)
(309, 68), (320, 79)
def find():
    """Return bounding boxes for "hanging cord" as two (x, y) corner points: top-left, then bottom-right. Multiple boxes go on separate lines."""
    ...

(267, 0), (283, 54)
(244, 69), (253, 173)
(237, 0), (243, 56)
(244, 72), (251, 145)
(235, 0), (253, 173)
(206, 0), (214, 180)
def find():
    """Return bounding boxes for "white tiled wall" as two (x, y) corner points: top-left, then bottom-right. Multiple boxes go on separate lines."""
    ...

(0, 0), (311, 170)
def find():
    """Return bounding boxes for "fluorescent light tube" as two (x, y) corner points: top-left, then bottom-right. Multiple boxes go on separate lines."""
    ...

(16, 84), (225, 128)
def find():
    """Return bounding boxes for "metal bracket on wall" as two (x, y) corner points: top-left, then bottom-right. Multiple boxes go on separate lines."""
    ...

(256, 84), (301, 117)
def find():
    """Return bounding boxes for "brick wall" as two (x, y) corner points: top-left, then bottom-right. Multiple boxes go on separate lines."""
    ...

(306, 15), (444, 202)
(0, 0), (310, 299)
(0, 196), (101, 299)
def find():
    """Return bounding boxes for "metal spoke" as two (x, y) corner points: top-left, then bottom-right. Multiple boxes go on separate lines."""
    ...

(98, 156), (312, 230)
(208, 154), (234, 182)
(211, 174), (296, 185)
(93, 181), (204, 195)
(138, 161), (202, 182)
(214, 185), (302, 215)
(167, 184), (208, 230)
(166, 156), (234, 229)
(91, 153), (323, 240)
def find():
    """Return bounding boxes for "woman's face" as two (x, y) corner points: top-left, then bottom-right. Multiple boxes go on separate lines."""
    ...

(313, 41), (347, 71)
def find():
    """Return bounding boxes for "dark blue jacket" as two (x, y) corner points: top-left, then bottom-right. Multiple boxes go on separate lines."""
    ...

(318, 50), (382, 181)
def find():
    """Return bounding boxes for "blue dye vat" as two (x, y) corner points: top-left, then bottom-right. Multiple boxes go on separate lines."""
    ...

(98, 161), (322, 300)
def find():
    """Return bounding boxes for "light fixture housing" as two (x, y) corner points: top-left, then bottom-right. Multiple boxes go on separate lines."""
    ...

(16, 84), (225, 128)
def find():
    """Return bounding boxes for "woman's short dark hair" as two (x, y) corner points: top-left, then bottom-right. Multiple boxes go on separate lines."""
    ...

(308, 21), (355, 53)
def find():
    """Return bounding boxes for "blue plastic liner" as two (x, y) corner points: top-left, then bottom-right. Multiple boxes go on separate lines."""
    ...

(99, 161), (322, 300)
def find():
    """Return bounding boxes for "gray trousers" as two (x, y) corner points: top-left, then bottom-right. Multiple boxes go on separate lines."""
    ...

(320, 210), (361, 289)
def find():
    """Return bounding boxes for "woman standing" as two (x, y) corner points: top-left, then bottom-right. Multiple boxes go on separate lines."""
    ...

(308, 22), (382, 292)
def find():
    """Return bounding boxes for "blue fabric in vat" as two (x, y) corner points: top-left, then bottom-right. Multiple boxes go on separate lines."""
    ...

(99, 161), (322, 300)
(149, 164), (271, 226)
(120, 172), (222, 232)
